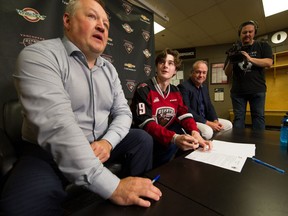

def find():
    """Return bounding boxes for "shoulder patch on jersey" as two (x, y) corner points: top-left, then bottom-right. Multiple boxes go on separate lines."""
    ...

(137, 83), (148, 88)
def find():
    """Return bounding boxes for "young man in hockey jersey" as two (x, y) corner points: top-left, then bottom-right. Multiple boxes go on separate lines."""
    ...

(131, 48), (212, 168)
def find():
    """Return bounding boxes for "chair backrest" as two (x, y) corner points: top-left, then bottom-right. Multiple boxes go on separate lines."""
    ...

(0, 128), (17, 178)
(3, 100), (23, 151)
(0, 100), (23, 178)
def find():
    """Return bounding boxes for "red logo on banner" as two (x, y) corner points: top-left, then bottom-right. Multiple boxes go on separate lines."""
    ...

(144, 65), (152, 76)
(126, 80), (136, 92)
(124, 40), (134, 54)
(142, 30), (150, 42)
(122, 2), (133, 15)
(19, 34), (45, 47)
(101, 54), (114, 63)
(16, 8), (46, 22)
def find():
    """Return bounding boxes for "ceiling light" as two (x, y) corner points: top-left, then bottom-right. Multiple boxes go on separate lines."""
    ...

(154, 21), (165, 34)
(262, 0), (288, 17)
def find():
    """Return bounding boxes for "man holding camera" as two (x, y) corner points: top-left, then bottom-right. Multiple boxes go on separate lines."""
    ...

(224, 20), (273, 130)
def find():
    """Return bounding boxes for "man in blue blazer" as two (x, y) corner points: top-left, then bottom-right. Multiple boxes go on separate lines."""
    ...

(178, 60), (232, 139)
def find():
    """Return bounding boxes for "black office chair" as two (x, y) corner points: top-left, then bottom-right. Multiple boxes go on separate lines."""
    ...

(0, 100), (22, 180)
(0, 100), (121, 215)
(0, 129), (17, 181)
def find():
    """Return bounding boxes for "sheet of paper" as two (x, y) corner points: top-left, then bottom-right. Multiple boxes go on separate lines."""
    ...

(185, 140), (256, 172)
(186, 150), (247, 172)
(211, 140), (255, 158)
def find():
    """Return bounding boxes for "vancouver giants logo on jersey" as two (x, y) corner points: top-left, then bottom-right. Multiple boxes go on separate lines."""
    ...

(155, 107), (175, 127)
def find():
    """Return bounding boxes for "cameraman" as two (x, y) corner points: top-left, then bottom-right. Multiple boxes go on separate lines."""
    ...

(224, 20), (273, 130)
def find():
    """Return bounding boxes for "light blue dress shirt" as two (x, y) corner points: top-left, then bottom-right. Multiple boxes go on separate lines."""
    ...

(14, 37), (132, 199)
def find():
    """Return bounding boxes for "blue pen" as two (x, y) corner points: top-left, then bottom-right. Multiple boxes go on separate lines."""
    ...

(252, 157), (285, 174)
(152, 174), (160, 183)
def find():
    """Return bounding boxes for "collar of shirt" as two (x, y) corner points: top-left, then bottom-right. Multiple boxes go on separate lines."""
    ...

(61, 36), (105, 69)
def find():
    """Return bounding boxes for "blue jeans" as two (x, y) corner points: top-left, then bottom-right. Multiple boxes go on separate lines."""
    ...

(231, 92), (266, 130)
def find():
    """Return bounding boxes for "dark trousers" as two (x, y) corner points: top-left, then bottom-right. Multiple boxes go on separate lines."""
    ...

(0, 129), (153, 216)
(106, 129), (153, 177)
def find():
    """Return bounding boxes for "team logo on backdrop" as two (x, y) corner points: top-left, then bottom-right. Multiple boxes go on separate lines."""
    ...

(19, 34), (44, 47)
(144, 65), (152, 76)
(126, 80), (136, 92)
(140, 15), (151, 24)
(124, 63), (136, 71)
(22, 38), (38, 46)
(122, 2), (133, 15)
(107, 37), (114, 46)
(16, 8), (46, 23)
(101, 54), (114, 63)
(143, 49), (151, 58)
(155, 107), (175, 126)
(124, 40), (134, 54)
(142, 30), (150, 42)
(122, 23), (134, 33)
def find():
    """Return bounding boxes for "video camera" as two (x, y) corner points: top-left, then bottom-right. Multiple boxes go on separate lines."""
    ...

(225, 42), (251, 64)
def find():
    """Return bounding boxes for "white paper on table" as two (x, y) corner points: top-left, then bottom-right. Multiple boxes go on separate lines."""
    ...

(185, 140), (255, 172)
(211, 140), (255, 158)
(185, 150), (247, 172)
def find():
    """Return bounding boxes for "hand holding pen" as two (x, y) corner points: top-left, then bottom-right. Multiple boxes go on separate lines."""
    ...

(174, 133), (199, 151)
(181, 128), (212, 151)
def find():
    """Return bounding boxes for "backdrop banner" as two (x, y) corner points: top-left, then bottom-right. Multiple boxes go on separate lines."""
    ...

(0, 0), (155, 128)
(102, 0), (155, 99)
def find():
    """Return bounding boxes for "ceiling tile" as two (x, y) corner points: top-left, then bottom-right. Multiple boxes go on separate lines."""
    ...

(130, 0), (288, 51)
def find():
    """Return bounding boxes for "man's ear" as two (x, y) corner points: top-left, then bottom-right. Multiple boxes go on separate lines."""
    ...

(63, 13), (70, 30)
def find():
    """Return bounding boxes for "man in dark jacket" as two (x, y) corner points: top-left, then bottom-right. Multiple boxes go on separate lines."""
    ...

(178, 60), (232, 139)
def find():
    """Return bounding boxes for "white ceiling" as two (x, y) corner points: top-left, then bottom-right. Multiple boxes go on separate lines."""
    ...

(131, 0), (288, 52)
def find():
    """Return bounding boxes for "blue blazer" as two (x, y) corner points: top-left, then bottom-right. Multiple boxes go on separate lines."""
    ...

(178, 79), (218, 124)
